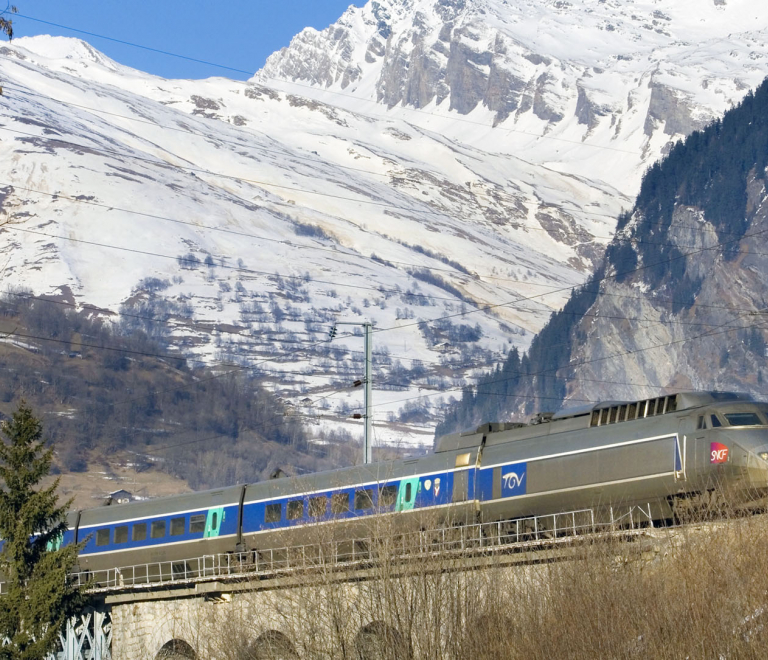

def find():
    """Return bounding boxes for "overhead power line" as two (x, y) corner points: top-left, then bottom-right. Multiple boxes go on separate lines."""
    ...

(6, 218), (766, 347)
(12, 13), (255, 76)
(10, 13), (639, 155)
(349, 312), (768, 414)
(2, 223), (494, 306)
(371, 209), (768, 337)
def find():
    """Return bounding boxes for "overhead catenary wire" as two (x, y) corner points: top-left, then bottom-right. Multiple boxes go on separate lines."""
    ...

(123, 304), (768, 457)
(370, 208), (768, 337)
(3, 115), (764, 390)
(346, 312), (768, 414)
(3, 169), (766, 416)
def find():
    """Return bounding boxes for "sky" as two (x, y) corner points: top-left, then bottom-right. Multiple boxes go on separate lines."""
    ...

(4, 0), (364, 80)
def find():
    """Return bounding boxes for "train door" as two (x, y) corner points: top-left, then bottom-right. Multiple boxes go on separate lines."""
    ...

(676, 417), (691, 481)
(204, 507), (224, 538)
(396, 478), (420, 512)
(452, 470), (468, 503)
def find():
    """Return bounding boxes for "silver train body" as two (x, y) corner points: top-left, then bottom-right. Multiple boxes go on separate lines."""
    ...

(63, 391), (768, 576)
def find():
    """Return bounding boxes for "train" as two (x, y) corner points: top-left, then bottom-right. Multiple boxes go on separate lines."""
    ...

(47, 391), (768, 580)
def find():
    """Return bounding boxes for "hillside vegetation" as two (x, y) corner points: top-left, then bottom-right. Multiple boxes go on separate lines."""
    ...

(154, 506), (768, 660)
(0, 290), (353, 492)
(437, 76), (768, 437)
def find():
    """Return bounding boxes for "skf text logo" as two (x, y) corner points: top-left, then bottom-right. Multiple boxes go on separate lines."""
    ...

(710, 442), (729, 464)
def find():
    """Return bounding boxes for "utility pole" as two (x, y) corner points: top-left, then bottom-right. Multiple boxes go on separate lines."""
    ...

(363, 321), (372, 464)
(329, 320), (374, 464)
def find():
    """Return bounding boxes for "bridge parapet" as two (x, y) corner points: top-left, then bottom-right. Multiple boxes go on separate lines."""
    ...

(48, 505), (665, 659)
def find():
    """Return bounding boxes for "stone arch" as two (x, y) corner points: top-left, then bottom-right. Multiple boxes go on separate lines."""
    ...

(155, 638), (197, 659)
(355, 620), (411, 660)
(247, 630), (300, 660)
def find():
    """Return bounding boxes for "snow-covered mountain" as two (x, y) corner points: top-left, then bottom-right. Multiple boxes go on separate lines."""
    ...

(261, 0), (768, 195)
(1, 0), (767, 448)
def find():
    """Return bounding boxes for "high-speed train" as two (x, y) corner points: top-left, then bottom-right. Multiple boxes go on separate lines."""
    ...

(49, 391), (768, 577)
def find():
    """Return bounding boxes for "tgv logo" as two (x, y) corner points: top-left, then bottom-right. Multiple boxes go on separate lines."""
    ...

(710, 442), (729, 464)
(502, 471), (525, 490)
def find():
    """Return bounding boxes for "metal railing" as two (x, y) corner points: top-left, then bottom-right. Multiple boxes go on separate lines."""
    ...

(70, 506), (655, 593)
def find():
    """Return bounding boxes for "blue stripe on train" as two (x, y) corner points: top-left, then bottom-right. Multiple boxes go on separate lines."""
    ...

(79, 504), (239, 555)
(241, 472), (461, 535)
(477, 462), (528, 501)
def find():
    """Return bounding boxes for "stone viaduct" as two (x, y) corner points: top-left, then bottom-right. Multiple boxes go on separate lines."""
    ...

(60, 520), (670, 660)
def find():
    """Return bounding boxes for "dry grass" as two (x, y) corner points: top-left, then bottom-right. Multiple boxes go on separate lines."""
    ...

(154, 503), (768, 660)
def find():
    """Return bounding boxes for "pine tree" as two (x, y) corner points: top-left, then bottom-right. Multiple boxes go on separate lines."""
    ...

(0, 402), (87, 660)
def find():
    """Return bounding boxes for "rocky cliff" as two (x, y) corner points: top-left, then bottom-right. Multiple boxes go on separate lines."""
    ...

(260, 0), (768, 196)
(437, 76), (768, 436)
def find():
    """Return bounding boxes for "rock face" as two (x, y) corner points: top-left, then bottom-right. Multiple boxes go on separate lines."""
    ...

(436, 78), (768, 435)
(260, 0), (768, 195)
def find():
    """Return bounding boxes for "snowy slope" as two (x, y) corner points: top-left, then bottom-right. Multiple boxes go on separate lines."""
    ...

(1, 0), (766, 448)
(260, 0), (768, 195)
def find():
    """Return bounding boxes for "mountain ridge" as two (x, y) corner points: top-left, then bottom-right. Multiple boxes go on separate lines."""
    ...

(2, 0), (768, 447)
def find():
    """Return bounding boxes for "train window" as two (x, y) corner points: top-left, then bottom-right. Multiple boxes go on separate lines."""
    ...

(725, 413), (762, 426)
(656, 398), (666, 415)
(405, 482), (413, 502)
(170, 517), (185, 536)
(591, 410), (600, 427)
(354, 489), (374, 511)
(697, 416), (706, 430)
(647, 399), (657, 416)
(265, 503), (281, 523)
(211, 512), (218, 529)
(710, 414), (723, 428)
(627, 403), (637, 420)
(331, 493), (350, 515)
(609, 407), (618, 424)
(667, 396), (677, 412)
(455, 452), (471, 467)
(114, 526), (128, 544)
(600, 408), (610, 425)
(638, 401), (648, 418)
(287, 500), (304, 520)
(380, 485), (398, 508)
(151, 521), (166, 539)
(190, 514), (206, 534)
(132, 523), (147, 542)
(309, 496), (327, 518)
(618, 405), (627, 422)
(96, 529), (110, 547)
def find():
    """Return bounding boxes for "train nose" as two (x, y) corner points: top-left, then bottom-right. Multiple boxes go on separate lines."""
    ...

(739, 439), (768, 489)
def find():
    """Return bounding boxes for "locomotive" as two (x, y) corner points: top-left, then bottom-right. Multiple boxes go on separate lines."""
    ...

(49, 391), (768, 580)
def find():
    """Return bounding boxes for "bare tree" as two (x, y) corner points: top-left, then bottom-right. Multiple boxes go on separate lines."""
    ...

(0, 5), (17, 41)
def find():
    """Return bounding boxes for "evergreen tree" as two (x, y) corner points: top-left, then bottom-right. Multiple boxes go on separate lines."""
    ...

(0, 402), (87, 660)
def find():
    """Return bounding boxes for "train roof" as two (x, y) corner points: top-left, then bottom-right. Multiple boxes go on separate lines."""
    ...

(78, 484), (244, 527)
(436, 391), (758, 452)
(551, 391), (754, 420)
(73, 390), (760, 522)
